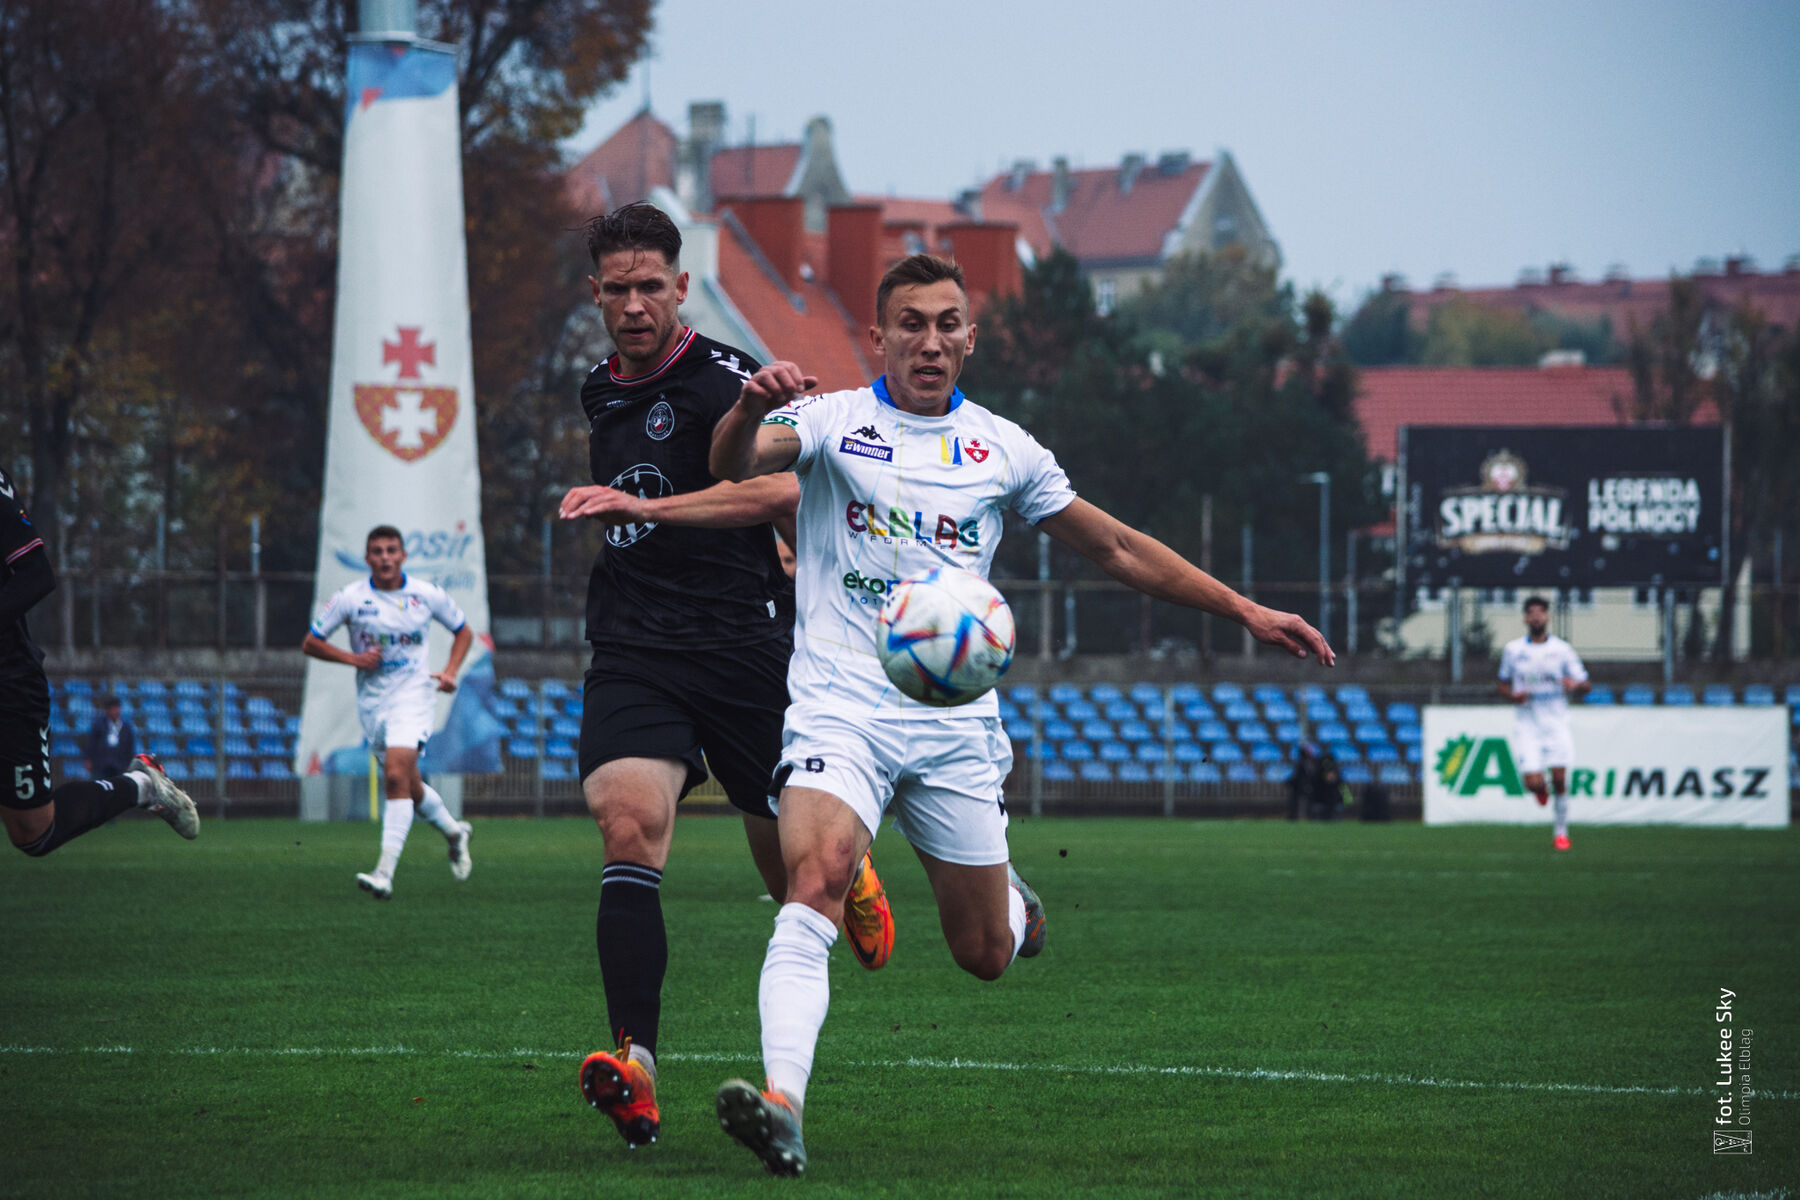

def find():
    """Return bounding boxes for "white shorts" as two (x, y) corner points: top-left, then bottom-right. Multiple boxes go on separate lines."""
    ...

(1512, 719), (1574, 775)
(776, 704), (1013, 867)
(359, 686), (436, 763)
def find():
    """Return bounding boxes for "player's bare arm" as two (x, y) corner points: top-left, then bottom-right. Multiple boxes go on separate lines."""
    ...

(1038, 498), (1335, 665)
(1563, 676), (1590, 698)
(557, 474), (799, 528)
(301, 632), (381, 672)
(709, 361), (815, 482)
(430, 625), (474, 693)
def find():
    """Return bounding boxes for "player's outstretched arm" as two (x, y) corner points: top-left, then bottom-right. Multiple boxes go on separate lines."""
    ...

(710, 361), (815, 482)
(558, 475), (799, 529)
(430, 625), (474, 693)
(1038, 499), (1335, 666)
(302, 633), (380, 671)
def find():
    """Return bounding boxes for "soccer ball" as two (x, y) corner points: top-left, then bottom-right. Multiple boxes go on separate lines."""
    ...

(875, 566), (1016, 707)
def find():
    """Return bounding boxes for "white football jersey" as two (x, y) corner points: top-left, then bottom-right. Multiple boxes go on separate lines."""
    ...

(1497, 633), (1588, 729)
(310, 575), (467, 714)
(770, 379), (1076, 719)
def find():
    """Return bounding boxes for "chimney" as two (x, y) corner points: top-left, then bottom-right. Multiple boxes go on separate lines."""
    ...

(1006, 159), (1035, 191)
(1724, 255), (1752, 277)
(1050, 157), (1070, 213)
(955, 188), (983, 220)
(827, 203), (884, 331)
(1118, 153), (1145, 195)
(720, 195), (807, 292)
(941, 221), (1022, 316)
(685, 101), (727, 213)
(1379, 272), (1408, 293)
(1157, 150), (1191, 176)
(1547, 262), (1573, 285)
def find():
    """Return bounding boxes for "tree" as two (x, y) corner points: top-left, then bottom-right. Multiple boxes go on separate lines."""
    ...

(1341, 287), (1415, 366)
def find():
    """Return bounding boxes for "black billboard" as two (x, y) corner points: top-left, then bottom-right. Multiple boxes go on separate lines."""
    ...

(1400, 426), (1725, 588)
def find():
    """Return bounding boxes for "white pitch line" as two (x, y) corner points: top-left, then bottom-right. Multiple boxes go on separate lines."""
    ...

(2, 1043), (1792, 1102)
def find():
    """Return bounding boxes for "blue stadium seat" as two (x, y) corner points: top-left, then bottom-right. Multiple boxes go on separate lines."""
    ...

(1064, 699), (1099, 722)
(1327, 741), (1360, 762)
(1702, 685), (1735, 706)
(1159, 719), (1192, 742)
(1250, 743), (1283, 763)
(1139, 697), (1166, 722)
(1026, 701), (1057, 721)
(57, 759), (87, 779)
(138, 696), (171, 715)
(545, 739), (577, 759)
(1237, 721), (1271, 743)
(137, 680), (168, 697)
(1405, 744), (1424, 764)
(1130, 683), (1163, 706)
(1343, 704), (1379, 726)
(1341, 763), (1372, 784)
(49, 713), (72, 735)
(1225, 763), (1259, 783)
(540, 758), (577, 780)
(51, 736), (79, 757)
(1060, 740), (1094, 761)
(1263, 763), (1294, 783)
(223, 736), (254, 757)
(1377, 764), (1413, 786)
(1335, 685), (1370, 705)
(541, 679), (572, 698)
(1116, 763), (1152, 783)
(1223, 700), (1259, 722)
(1317, 722), (1350, 743)
(1172, 741), (1206, 763)
(145, 735), (178, 757)
(1048, 683), (1083, 705)
(996, 698), (1020, 720)
(1103, 700), (1137, 722)
(505, 739), (539, 758)
(1025, 740), (1055, 759)
(562, 698), (582, 718)
(1210, 741), (1244, 763)
(188, 759), (216, 779)
(1044, 718), (1078, 741)
(1353, 722), (1388, 744)
(1078, 762), (1114, 783)
(486, 697), (519, 719)
(1622, 685), (1657, 706)
(1042, 761), (1076, 782)
(499, 677), (531, 699)
(1366, 744), (1400, 764)
(1152, 763), (1185, 783)
(1262, 700), (1298, 722)
(1189, 763), (1223, 784)
(227, 761), (258, 780)
(218, 712), (247, 735)
(258, 759), (290, 779)
(185, 737), (215, 757)
(1785, 685), (1800, 707)
(144, 716), (177, 736)
(1182, 700), (1218, 722)
(1008, 684), (1039, 704)
(550, 718), (580, 738)
(1134, 742), (1166, 762)
(162, 759), (191, 780)
(179, 715), (210, 736)
(1117, 720), (1154, 743)
(1089, 683), (1123, 704)
(175, 696), (206, 716)
(1275, 722), (1303, 744)
(1079, 719), (1115, 742)
(1197, 720), (1230, 742)
(1004, 720), (1034, 743)
(1305, 701), (1339, 723)
(64, 678), (93, 695)
(1394, 724), (1422, 745)
(1212, 683), (1245, 704)
(245, 696), (277, 715)
(174, 680), (206, 698)
(1168, 683), (1203, 705)
(1385, 702), (1420, 723)
(1584, 687), (1615, 705)
(1742, 685), (1775, 706)
(1251, 685), (1287, 706)
(1295, 683), (1327, 704)
(1663, 686), (1695, 706)
(1099, 741), (1132, 763)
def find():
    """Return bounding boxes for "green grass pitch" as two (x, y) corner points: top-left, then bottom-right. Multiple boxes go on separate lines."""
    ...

(2, 813), (1795, 1198)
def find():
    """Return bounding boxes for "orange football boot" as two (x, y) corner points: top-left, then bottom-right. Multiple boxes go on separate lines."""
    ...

(580, 1039), (659, 1149)
(843, 850), (894, 970)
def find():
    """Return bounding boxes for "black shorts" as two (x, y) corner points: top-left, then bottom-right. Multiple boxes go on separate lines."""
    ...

(0, 706), (52, 811)
(580, 638), (790, 818)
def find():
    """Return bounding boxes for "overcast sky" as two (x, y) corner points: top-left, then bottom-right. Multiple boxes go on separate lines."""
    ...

(569, 0), (1799, 309)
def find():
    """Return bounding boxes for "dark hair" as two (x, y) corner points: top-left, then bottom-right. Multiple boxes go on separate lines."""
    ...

(583, 203), (682, 269)
(1523, 594), (1550, 612)
(102, 695), (121, 709)
(876, 254), (966, 325)
(366, 525), (404, 549)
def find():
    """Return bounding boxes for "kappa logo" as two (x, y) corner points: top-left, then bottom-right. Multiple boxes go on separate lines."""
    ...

(355, 325), (458, 463)
(646, 400), (675, 440)
(852, 425), (885, 442)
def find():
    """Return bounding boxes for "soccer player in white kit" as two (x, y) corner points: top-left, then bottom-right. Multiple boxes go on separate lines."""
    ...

(303, 525), (475, 898)
(706, 254), (1336, 1175)
(1497, 595), (1590, 851)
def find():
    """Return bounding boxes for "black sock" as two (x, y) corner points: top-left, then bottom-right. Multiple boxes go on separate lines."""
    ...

(15, 777), (141, 857)
(596, 862), (667, 1058)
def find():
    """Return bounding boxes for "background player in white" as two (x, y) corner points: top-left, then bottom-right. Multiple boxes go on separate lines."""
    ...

(706, 254), (1335, 1175)
(1497, 594), (1590, 850)
(302, 525), (474, 897)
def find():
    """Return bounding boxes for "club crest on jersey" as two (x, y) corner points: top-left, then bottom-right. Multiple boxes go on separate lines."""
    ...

(646, 401), (675, 440)
(965, 438), (991, 463)
(606, 463), (673, 547)
(838, 436), (894, 463)
(354, 325), (458, 462)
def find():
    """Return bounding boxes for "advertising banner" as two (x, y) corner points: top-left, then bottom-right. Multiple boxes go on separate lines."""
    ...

(1422, 706), (1789, 827)
(1400, 426), (1724, 588)
(296, 38), (501, 778)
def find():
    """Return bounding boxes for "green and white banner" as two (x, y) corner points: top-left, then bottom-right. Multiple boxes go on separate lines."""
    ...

(1422, 706), (1790, 827)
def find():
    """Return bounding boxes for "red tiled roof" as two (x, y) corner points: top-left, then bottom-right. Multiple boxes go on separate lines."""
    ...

(710, 144), (802, 199)
(1354, 366), (1719, 464)
(978, 161), (1211, 264)
(716, 221), (872, 393)
(564, 109), (677, 216)
(1403, 270), (1800, 338)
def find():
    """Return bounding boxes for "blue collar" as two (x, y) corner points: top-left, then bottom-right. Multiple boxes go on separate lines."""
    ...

(872, 375), (964, 414)
(369, 573), (407, 591)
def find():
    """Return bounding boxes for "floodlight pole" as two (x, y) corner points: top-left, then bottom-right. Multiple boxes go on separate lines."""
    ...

(1300, 472), (1331, 645)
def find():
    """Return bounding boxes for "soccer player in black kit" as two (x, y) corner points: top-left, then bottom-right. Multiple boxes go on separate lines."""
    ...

(0, 466), (199, 856)
(555, 204), (893, 1151)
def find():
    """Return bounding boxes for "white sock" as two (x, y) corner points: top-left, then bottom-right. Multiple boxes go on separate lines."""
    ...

(627, 1041), (657, 1082)
(1007, 881), (1027, 962)
(415, 784), (461, 836)
(125, 770), (154, 803)
(1552, 793), (1569, 839)
(375, 799), (415, 878)
(760, 902), (838, 1106)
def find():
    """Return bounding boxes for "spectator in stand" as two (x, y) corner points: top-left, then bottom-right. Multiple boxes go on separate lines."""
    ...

(83, 696), (137, 779)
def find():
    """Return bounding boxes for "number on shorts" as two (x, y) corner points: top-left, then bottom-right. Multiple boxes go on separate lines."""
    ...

(13, 764), (34, 802)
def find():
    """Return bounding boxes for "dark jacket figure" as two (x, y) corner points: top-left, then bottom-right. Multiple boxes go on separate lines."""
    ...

(83, 699), (137, 777)
(1288, 741), (1346, 821)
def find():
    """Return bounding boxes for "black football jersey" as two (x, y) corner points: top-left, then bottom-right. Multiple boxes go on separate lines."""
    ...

(0, 465), (50, 714)
(579, 329), (794, 650)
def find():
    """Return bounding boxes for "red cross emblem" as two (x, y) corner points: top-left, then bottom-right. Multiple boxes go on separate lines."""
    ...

(965, 438), (990, 463)
(356, 326), (457, 462)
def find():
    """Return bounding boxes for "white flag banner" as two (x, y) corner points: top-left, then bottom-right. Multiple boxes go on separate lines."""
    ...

(297, 38), (500, 778)
(1422, 706), (1789, 827)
